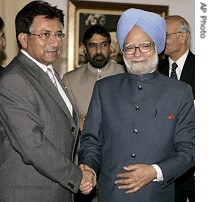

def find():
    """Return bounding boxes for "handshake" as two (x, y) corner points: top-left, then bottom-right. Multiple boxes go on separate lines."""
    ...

(79, 164), (97, 195)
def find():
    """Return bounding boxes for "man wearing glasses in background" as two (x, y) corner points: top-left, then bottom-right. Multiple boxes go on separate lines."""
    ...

(158, 15), (195, 202)
(158, 15), (195, 100)
(0, 1), (96, 202)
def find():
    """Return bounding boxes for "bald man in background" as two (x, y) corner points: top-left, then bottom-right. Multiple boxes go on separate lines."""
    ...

(78, 8), (195, 202)
(158, 15), (195, 99)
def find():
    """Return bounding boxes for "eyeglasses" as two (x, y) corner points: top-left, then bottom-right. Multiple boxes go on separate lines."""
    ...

(123, 42), (154, 55)
(166, 32), (182, 37)
(29, 32), (65, 41)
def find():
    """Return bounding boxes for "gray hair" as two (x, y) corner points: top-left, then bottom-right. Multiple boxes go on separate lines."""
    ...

(166, 15), (191, 46)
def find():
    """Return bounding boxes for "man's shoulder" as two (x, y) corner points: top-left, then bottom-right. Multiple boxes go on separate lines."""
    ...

(0, 65), (4, 71)
(158, 56), (168, 66)
(97, 71), (126, 85)
(188, 50), (195, 56)
(109, 61), (124, 67)
(109, 61), (126, 72)
(63, 64), (88, 78)
(187, 50), (195, 61)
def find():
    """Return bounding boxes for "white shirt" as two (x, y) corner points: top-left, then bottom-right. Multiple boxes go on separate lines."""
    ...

(21, 49), (73, 116)
(169, 49), (189, 80)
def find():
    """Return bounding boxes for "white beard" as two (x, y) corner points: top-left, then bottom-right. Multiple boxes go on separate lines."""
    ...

(124, 52), (158, 75)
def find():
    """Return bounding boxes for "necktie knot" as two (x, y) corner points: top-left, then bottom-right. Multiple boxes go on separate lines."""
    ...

(171, 62), (178, 79)
(172, 62), (178, 70)
(46, 68), (57, 87)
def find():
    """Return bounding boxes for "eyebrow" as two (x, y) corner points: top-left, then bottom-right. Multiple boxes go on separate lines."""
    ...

(88, 40), (109, 44)
(124, 41), (153, 46)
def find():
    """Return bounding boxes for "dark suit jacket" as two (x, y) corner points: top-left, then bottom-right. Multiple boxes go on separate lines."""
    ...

(79, 71), (195, 202)
(158, 51), (195, 99)
(0, 65), (4, 73)
(0, 52), (82, 202)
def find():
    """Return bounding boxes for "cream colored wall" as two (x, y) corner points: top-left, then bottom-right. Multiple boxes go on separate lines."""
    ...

(0, 0), (195, 77)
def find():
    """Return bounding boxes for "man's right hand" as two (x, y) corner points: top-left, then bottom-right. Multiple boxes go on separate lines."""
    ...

(79, 164), (97, 195)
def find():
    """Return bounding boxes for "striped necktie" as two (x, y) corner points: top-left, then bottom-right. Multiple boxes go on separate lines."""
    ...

(46, 68), (57, 88)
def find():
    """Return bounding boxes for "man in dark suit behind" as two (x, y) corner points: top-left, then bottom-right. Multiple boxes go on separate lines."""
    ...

(0, 16), (6, 73)
(158, 15), (195, 99)
(158, 15), (195, 202)
(0, 1), (95, 202)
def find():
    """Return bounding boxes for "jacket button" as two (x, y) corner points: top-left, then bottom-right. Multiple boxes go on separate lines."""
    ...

(133, 129), (138, 134)
(138, 85), (142, 90)
(135, 106), (140, 111)
(71, 127), (75, 132)
(68, 182), (74, 188)
(131, 153), (136, 158)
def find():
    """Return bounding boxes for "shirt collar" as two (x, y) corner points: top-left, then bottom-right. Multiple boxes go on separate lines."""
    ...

(21, 49), (53, 73)
(169, 49), (189, 72)
(87, 60), (110, 73)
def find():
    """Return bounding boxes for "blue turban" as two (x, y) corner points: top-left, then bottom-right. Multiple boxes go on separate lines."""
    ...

(116, 8), (166, 54)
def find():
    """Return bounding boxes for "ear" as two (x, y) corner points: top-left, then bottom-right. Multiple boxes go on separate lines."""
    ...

(180, 32), (188, 43)
(83, 45), (87, 54)
(18, 33), (28, 48)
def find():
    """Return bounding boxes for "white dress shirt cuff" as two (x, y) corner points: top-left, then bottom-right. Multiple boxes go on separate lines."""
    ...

(152, 164), (163, 181)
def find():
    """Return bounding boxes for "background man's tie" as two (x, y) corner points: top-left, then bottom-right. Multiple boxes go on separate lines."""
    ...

(171, 62), (178, 79)
(46, 68), (57, 88)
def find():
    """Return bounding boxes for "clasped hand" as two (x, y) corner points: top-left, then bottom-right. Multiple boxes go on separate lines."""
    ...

(79, 164), (97, 195)
(115, 164), (156, 194)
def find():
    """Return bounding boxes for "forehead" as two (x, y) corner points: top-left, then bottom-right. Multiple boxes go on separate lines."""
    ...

(166, 19), (180, 30)
(31, 15), (62, 31)
(125, 26), (152, 43)
(87, 33), (108, 43)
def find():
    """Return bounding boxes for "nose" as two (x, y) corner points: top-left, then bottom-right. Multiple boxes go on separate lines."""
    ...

(134, 46), (144, 57)
(48, 36), (59, 47)
(95, 44), (102, 53)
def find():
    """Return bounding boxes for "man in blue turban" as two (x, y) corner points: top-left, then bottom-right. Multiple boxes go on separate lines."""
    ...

(79, 8), (195, 202)
(117, 8), (166, 54)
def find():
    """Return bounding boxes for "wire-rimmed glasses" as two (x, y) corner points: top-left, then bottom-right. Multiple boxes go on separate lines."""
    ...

(29, 32), (65, 41)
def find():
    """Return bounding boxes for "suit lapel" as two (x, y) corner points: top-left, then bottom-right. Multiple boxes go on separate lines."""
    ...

(180, 51), (194, 80)
(17, 52), (76, 121)
(41, 76), (74, 120)
(55, 71), (78, 124)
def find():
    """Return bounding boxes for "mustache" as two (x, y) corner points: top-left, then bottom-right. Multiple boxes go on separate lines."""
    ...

(45, 47), (59, 51)
(130, 56), (147, 62)
(93, 53), (104, 58)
